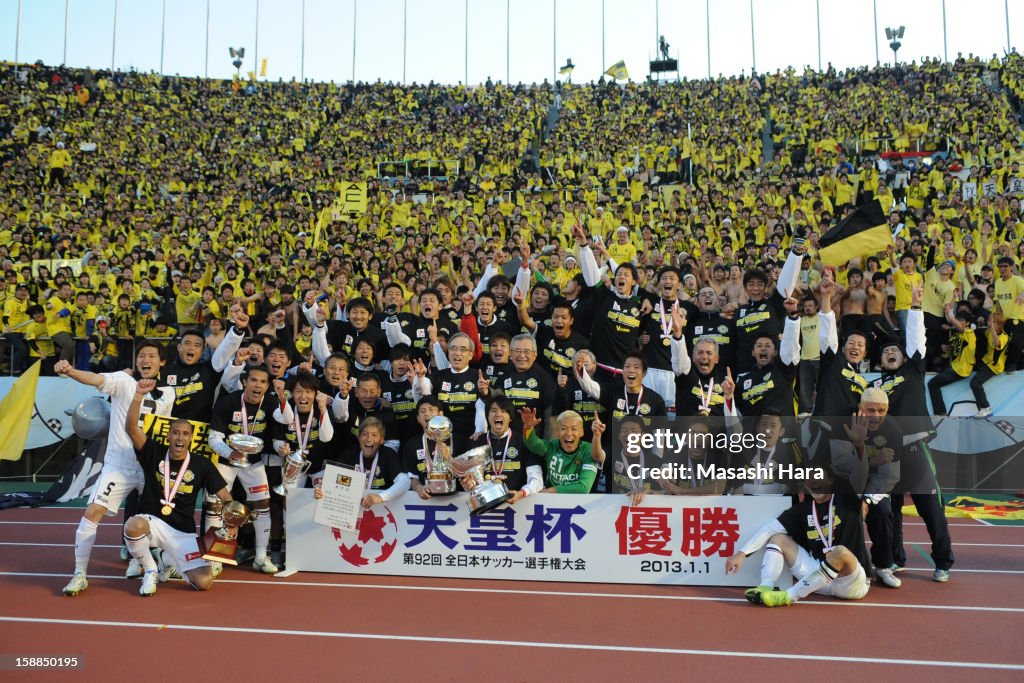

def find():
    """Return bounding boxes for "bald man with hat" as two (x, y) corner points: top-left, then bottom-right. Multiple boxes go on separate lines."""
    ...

(830, 387), (904, 588)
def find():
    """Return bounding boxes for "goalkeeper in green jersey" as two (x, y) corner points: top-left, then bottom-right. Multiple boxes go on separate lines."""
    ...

(520, 407), (605, 493)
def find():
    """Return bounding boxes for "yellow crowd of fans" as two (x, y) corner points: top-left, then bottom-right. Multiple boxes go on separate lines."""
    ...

(2, 51), (1024, 374)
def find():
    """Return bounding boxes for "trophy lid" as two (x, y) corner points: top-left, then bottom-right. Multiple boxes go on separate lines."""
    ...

(70, 396), (111, 440)
(425, 415), (453, 442)
(284, 449), (308, 464)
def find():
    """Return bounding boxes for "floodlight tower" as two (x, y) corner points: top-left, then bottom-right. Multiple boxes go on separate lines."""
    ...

(885, 26), (905, 65)
(229, 47), (245, 78)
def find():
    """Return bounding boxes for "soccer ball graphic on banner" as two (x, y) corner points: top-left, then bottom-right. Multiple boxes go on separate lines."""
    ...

(332, 506), (399, 566)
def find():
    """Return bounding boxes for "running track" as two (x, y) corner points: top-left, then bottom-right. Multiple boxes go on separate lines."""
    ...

(0, 506), (1021, 681)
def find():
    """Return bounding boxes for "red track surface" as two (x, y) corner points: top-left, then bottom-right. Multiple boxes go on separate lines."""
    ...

(0, 506), (1021, 682)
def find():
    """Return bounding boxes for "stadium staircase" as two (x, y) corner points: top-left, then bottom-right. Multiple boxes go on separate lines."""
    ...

(534, 95), (562, 177)
(761, 110), (775, 165)
(992, 66), (1024, 124)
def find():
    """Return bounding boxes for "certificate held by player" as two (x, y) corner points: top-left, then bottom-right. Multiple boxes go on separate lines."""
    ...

(313, 462), (366, 533)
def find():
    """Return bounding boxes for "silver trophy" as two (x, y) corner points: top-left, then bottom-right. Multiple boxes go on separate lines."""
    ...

(450, 445), (513, 515)
(66, 397), (111, 440)
(226, 433), (264, 468)
(273, 449), (312, 495)
(423, 416), (457, 495)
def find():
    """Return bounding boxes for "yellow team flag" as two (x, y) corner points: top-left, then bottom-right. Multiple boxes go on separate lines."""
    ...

(259, 58), (268, 77)
(0, 361), (41, 461)
(247, 70), (257, 83)
(312, 206), (331, 251)
(816, 200), (893, 267)
(604, 60), (629, 80)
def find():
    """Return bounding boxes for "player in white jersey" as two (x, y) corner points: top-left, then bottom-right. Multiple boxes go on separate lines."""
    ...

(54, 341), (175, 595)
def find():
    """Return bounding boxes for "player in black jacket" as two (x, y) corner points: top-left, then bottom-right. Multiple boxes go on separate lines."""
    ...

(731, 295), (802, 417)
(682, 286), (736, 372)
(572, 223), (653, 372)
(732, 240), (804, 373)
(872, 288), (954, 582)
(163, 304), (246, 420)
(726, 467), (872, 607)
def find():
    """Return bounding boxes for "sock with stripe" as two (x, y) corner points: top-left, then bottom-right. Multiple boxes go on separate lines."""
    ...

(123, 533), (157, 572)
(204, 501), (223, 533)
(787, 559), (840, 602)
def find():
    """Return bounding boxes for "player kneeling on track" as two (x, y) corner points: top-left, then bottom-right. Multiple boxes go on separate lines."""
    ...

(122, 379), (233, 596)
(725, 467), (872, 606)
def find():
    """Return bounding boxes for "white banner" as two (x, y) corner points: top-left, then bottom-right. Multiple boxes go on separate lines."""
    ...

(286, 491), (790, 586)
(0, 377), (103, 450)
(962, 181), (977, 201)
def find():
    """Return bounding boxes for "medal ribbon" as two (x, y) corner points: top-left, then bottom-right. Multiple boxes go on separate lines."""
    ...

(624, 385), (644, 416)
(293, 408), (315, 454)
(487, 430), (512, 479)
(240, 395), (265, 436)
(811, 496), (836, 552)
(621, 448), (644, 492)
(754, 448), (776, 485)
(658, 299), (673, 340)
(697, 376), (714, 414)
(356, 450), (380, 493)
(422, 434), (433, 473)
(689, 456), (705, 488)
(161, 450), (190, 510)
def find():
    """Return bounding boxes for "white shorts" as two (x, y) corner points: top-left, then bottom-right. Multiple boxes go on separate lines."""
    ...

(791, 545), (870, 600)
(211, 461), (271, 502)
(140, 514), (209, 574)
(643, 367), (676, 408)
(88, 468), (145, 516)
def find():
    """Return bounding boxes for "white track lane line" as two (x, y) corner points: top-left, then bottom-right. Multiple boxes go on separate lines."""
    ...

(0, 616), (1020, 670)
(3, 571), (1024, 612)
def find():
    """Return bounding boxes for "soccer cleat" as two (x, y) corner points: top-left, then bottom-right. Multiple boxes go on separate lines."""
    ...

(975, 407), (992, 419)
(139, 570), (158, 596)
(759, 589), (793, 607)
(155, 548), (183, 582)
(270, 550), (284, 568)
(211, 561), (223, 579)
(932, 569), (951, 583)
(876, 567), (902, 588)
(62, 572), (88, 596)
(253, 556), (279, 574)
(888, 563), (905, 573)
(157, 563), (183, 583)
(744, 585), (772, 604)
(235, 548), (256, 564)
(120, 545), (130, 562)
(126, 558), (143, 578)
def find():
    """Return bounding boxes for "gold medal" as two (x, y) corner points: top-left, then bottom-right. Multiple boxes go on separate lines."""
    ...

(662, 337), (671, 346)
(161, 504), (173, 516)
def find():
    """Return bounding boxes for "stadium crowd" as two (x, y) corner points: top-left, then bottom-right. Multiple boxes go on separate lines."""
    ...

(5, 50), (1024, 601)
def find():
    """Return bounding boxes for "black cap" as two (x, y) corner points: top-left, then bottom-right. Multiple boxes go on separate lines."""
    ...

(878, 334), (902, 353)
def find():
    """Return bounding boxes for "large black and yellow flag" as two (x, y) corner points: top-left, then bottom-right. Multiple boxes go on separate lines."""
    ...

(817, 200), (893, 267)
(604, 60), (629, 80)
